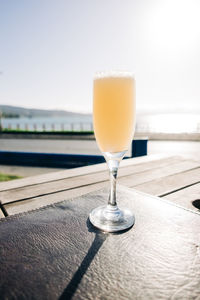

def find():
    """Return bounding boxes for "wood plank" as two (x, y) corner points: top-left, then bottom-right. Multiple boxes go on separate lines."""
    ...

(0, 156), (189, 205)
(5, 177), (200, 216)
(0, 207), (5, 218)
(0, 154), (176, 192)
(118, 160), (200, 188)
(5, 182), (107, 215)
(133, 167), (200, 197)
(3, 159), (199, 215)
(162, 182), (200, 213)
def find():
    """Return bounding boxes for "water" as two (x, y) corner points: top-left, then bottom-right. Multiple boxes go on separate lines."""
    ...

(136, 113), (200, 133)
(2, 115), (93, 131)
(1, 113), (200, 133)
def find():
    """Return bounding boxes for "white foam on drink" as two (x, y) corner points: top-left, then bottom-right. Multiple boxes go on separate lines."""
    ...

(94, 70), (135, 80)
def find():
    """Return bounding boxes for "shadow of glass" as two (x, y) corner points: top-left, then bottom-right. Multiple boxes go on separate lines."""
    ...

(59, 217), (131, 300)
(58, 219), (108, 300)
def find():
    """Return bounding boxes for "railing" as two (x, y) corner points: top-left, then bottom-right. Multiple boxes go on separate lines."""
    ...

(0, 122), (94, 132)
(1, 116), (200, 134)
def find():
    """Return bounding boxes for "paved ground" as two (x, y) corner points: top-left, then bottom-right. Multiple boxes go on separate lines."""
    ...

(0, 139), (101, 155)
(0, 139), (101, 177)
(1, 138), (200, 155)
(0, 139), (200, 177)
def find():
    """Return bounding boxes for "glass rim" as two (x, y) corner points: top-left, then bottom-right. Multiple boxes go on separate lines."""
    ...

(94, 70), (135, 80)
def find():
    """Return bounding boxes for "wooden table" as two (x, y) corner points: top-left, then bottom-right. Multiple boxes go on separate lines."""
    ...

(0, 154), (200, 299)
(0, 154), (200, 217)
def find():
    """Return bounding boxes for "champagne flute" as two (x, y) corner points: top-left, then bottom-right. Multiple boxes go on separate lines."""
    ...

(89, 71), (136, 232)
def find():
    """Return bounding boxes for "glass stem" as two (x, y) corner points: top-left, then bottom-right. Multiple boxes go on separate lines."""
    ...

(107, 158), (121, 207)
(108, 166), (118, 206)
(104, 151), (126, 208)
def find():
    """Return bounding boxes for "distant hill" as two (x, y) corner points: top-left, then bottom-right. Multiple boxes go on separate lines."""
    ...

(1, 104), (199, 119)
(0, 105), (91, 118)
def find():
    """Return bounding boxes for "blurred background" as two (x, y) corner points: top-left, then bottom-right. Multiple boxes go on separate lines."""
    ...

(0, 0), (200, 178)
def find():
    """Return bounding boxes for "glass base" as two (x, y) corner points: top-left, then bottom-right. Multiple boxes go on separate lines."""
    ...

(89, 204), (135, 232)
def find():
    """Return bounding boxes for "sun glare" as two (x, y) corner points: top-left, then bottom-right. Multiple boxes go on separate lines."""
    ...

(148, 114), (199, 133)
(145, 0), (200, 53)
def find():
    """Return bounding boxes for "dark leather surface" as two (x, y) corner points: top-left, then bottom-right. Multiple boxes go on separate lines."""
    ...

(0, 186), (200, 300)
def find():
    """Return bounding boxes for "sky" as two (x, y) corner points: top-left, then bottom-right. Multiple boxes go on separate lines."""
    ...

(0, 0), (200, 113)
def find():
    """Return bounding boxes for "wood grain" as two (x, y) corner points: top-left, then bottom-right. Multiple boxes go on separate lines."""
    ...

(0, 206), (5, 218)
(162, 182), (200, 212)
(2, 155), (200, 216)
(5, 182), (107, 215)
(119, 160), (200, 188)
(134, 167), (200, 197)
(0, 157), (190, 205)
(0, 154), (174, 192)
(5, 161), (200, 216)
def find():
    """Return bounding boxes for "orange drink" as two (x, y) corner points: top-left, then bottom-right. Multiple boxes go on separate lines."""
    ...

(93, 73), (136, 153)
(89, 71), (136, 233)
